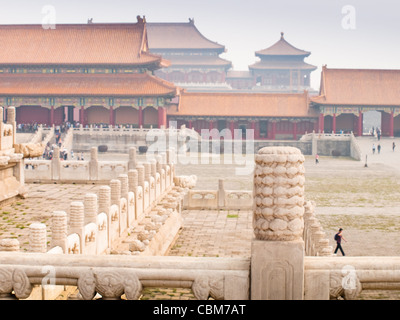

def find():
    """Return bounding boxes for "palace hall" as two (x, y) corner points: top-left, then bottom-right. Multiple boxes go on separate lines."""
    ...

(0, 16), (399, 138)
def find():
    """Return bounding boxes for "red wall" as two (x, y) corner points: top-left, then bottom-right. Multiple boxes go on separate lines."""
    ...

(16, 106), (50, 125)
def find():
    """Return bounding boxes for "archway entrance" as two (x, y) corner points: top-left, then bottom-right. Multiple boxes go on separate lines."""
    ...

(363, 110), (381, 136)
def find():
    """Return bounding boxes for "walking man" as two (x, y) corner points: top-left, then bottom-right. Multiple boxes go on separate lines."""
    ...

(393, 142), (396, 152)
(372, 144), (376, 154)
(334, 228), (347, 256)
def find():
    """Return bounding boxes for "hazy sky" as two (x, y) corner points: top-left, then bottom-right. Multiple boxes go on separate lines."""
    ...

(0, 0), (399, 90)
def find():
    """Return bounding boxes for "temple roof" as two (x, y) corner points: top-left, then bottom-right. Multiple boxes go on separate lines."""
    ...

(255, 33), (311, 57)
(168, 91), (316, 118)
(161, 55), (232, 68)
(0, 73), (178, 97)
(0, 18), (165, 69)
(311, 66), (400, 106)
(147, 20), (226, 52)
(249, 59), (317, 71)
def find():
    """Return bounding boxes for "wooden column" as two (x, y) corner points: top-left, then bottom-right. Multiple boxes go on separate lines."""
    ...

(109, 106), (114, 126)
(292, 121), (297, 140)
(358, 111), (363, 137)
(254, 121), (260, 139)
(188, 120), (193, 129)
(158, 107), (166, 129)
(138, 106), (143, 128)
(229, 120), (235, 136)
(80, 106), (85, 127)
(319, 113), (324, 133)
(50, 106), (54, 126)
(271, 121), (276, 140)
(209, 119), (214, 130)
(332, 114), (336, 133)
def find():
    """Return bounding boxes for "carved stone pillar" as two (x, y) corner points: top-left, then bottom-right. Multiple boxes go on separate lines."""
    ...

(128, 169), (138, 192)
(110, 179), (121, 206)
(118, 174), (129, 200)
(128, 147), (137, 170)
(50, 211), (68, 252)
(89, 147), (99, 181)
(84, 193), (98, 225)
(29, 223), (47, 253)
(251, 146), (305, 300)
(98, 186), (111, 215)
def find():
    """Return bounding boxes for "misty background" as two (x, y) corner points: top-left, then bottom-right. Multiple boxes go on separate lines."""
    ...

(0, 0), (399, 91)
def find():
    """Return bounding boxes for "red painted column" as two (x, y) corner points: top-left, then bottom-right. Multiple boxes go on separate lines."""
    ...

(332, 114), (336, 133)
(254, 121), (260, 139)
(319, 113), (325, 133)
(158, 107), (167, 129)
(50, 106), (54, 126)
(138, 106), (143, 128)
(271, 121), (276, 140)
(293, 121), (297, 140)
(188, 120), (192, 129)
(389, 111), (394, 137)
(358, 111), (363, 137)
(80, 106), (85, 127)
(109, 106), (114, 126)
(209, 119), (214, 131)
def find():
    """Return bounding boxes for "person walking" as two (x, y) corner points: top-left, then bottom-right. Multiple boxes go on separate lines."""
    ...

(372, 144), (376, 154)
(315, 153), (319, 164)
(377, 144), (381, 154)
(334, 228), (347, 256)
(393, 142), (396, 152)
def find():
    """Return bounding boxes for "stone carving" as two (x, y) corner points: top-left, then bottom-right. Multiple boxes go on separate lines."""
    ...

(0, 267), (32, 299)
(78, 269), (142, 300)
(329, 269), (362, 300)
(14, 143), (45, 159)
(192, 275), (224, 300)
(253, 147), (305, 241)
(174, 175), (197, 189)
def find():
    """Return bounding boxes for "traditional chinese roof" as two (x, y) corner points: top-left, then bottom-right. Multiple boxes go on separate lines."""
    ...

(147, 20), (226, 53)
(162, 55), (232, 68)
(168, 90), (316, 118)
(0, 73), (178, 97)
(0, 17), (165, 69)
(255, 33), (311, 57)
(311, 66), (400, 106)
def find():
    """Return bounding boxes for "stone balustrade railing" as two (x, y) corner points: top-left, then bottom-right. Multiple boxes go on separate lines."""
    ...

(0, 252), (250, 300)
(24, 146), (145, 183)
(184, 179), (253, 210)
(303, 200), (333, 256)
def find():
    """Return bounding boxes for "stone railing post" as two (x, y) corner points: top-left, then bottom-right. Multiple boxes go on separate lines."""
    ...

(29, 223), (47, 253)
(50, 211), (68, 253)
(128, 147), (137, 170)
(89, 147), (99, 181)
(251, 147), (305, 300)
(128, 169), (138, 193)
(84, 193), (98, 225)
(218, 179), (225, 209)
(0, 239), (20, 252)
(118, 174), (129, 200)
(136, 164), (145, 189)
(110, 179), (121, 206)
(69, 202), (85, 254)
(6, 106), (16, 145)
(51, 145), (61, 180)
